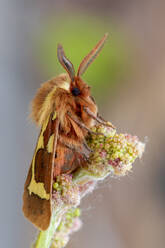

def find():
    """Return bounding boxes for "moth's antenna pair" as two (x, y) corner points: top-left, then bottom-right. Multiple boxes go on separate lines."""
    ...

(57, 33), (108, 81)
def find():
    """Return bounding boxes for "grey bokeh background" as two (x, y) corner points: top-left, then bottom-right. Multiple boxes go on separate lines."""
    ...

(1, 1), (165, 248)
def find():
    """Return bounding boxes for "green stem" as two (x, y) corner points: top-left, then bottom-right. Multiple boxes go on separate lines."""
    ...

(34, 206), (66, 248)
(73, 167), (106, 183)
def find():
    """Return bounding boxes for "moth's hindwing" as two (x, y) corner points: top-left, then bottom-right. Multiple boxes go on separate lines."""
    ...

(23, 112), (58, 230)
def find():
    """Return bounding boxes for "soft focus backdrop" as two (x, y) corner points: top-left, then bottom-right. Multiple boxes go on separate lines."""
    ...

(1, 1), (165, 247)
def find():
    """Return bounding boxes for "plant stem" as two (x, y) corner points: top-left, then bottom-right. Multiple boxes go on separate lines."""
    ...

(34, 207), (65, 248)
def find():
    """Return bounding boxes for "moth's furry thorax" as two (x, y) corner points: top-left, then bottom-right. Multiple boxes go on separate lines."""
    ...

(30, 73), (97, 130)
(31, 73), (70, 126)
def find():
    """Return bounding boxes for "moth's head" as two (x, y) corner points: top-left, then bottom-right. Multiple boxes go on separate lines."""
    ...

(57, 33), (108, 98)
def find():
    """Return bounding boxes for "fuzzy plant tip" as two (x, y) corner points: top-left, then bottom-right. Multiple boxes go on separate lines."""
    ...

(34, 123), (145, 248)
(85, 124), (145, 178)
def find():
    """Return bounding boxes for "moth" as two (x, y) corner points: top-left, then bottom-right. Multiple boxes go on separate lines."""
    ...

(23, 33), (112, 230)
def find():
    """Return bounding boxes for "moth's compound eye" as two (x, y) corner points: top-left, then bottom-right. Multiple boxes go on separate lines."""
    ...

(71, 87), (81, 96)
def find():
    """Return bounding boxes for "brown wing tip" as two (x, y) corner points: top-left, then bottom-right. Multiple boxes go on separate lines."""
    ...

(22, 190), (51, 230)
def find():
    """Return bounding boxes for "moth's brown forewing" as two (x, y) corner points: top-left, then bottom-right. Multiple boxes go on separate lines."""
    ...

(23, 113), (59, 230)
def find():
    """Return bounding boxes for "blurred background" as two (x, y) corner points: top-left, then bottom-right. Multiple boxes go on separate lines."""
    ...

(0, 0), (165, 247)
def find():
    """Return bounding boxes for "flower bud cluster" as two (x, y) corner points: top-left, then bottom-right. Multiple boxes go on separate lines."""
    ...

(52, 175), (80, 207)
(85, 125), (145, 177)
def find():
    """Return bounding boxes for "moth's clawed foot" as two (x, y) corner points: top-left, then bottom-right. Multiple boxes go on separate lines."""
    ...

(83, 142), (93, 154)
(81, 153), (90, 164)
(97, 113), (116, 129)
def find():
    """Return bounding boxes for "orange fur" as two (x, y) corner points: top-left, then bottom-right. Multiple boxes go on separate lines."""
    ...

(31, 73), (70, 125)
(31, 74), (97, 140)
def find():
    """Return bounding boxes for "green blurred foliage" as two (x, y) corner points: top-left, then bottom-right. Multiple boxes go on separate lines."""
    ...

(35, 14), (132, 101)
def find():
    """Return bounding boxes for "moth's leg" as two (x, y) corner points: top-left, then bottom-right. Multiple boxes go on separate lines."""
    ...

(61, 152), (86, 175)
(83, 107), (116, 129)
(83, 140), (93, 153)
(63, 154), (78, 175)
(67, 111), (105, 136)
(97, 113), (116, 129)
(97, 113), (107, 122)
(58, 136), (90, 162)
(83, 106), (104, 124)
